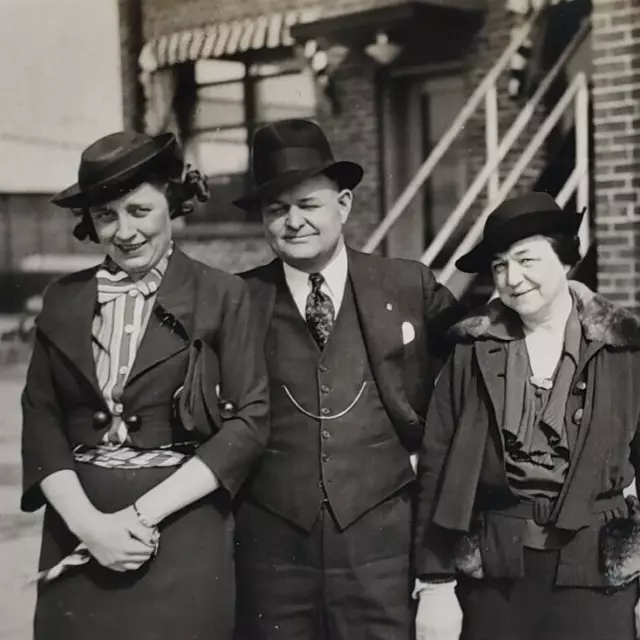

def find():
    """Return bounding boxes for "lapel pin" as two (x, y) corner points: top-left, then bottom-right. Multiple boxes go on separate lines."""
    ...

(386, 303), (393, 311)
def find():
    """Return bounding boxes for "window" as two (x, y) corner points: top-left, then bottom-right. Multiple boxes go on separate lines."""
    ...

(185, 55), (317, 224)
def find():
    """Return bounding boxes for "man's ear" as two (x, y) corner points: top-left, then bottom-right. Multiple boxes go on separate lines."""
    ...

(337, 189), (353, 224)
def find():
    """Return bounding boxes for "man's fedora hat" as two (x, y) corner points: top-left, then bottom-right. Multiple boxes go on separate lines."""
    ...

(52, 131), (178, 208)
(455, 192), (585, 273)
(233, 119), (363, 211)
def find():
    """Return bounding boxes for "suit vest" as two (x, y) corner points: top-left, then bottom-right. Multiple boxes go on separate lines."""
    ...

(246, 278), (416, 531)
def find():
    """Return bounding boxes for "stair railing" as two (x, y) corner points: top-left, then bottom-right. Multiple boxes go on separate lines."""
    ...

(362, 13), (541, 253)
(420, 18), (591, 270)
(436, 71), (590, 285)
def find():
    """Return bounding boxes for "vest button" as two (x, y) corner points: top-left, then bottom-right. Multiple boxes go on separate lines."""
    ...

(574, 381), (587, 394)
(573, 408), (584, 424)
(322, 430), (331, 439)
(320, 384), (330, 394)
(322, 454), (330, 463)
(318, 365), (329, 373)
(125, 415), (142, 432)
(321, 408), (330, 416)
(93, 410), (110, 428)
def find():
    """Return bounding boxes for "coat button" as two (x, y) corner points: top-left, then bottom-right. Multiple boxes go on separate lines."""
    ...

(93, 410), (110, 428)
(574, 381), (587, 394)
(125, 415), (142, 432)
(573, 408), (584, 424)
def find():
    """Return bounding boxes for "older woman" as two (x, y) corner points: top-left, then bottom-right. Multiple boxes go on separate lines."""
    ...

(414, 192), (640, 640)
(21, 131), (269, 640)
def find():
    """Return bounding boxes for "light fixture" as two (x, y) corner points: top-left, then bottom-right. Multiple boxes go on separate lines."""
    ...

(365, 32), (402, 66)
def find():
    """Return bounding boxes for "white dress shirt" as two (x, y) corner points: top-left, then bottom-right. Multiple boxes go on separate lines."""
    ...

(282, 244), (348, 319)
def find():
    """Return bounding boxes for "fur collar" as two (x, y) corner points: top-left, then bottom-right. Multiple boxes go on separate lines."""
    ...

(452, 281), (640, 348)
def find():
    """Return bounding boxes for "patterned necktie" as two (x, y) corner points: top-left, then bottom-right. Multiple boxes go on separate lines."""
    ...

(305, 273), (335, 349)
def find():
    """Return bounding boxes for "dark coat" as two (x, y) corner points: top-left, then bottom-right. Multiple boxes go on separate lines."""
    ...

(21, 248), (270, 639)
(414, 283), (640, 587)
(240, 248), (459, 517)
(21, 247), (270, 510)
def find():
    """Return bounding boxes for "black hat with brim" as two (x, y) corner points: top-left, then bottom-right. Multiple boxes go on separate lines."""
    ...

(52, 132), (177, 209)
(233, 119), (364, 211)
(455, 192), (585, 274)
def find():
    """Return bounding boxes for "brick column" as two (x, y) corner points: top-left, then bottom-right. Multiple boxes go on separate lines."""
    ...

(592, 0), (640, 310)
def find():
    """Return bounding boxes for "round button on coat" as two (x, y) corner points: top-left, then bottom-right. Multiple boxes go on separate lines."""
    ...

(125, 415), (142, 432)
(93, 410), (110, 428)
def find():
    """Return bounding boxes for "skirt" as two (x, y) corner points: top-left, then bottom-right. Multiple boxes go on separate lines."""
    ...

(458, 547), (638, 640)
(34, 462), (235, 640)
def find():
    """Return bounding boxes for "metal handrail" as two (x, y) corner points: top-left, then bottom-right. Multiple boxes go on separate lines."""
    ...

(420, 17), (591, 267)
(362, 16), (539, 253)
(437, 72), (590, 284)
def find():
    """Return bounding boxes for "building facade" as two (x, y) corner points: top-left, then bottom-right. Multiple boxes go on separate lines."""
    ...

(7, 0), (640, 311)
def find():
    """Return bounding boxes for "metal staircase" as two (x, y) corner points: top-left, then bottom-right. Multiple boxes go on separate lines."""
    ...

(363, 10), (592, 299)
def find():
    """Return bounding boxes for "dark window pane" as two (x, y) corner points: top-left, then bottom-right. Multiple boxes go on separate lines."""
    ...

(187, 172), (257, 224)
(254, 73), (316, 122)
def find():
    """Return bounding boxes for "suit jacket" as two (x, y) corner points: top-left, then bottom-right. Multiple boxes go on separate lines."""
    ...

(414, 285), (640, 586)
(21, 248), (270, 512)
(241, 247), (458, 461)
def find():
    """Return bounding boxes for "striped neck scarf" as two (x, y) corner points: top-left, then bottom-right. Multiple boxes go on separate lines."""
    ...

(96, 243), (173, 305)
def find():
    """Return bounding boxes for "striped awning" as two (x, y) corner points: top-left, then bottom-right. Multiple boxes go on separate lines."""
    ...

(138, 8), (320, 73)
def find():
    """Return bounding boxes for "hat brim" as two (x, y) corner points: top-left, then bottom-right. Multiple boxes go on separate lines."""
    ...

(233, 160), (364, 211)
(52, 133), (176, 209)
(455, 208), (585, 274)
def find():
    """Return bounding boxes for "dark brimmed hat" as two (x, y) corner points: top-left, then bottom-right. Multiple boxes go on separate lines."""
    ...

(52, 131), (178, 208)
(233, 119), (363, 211)
(455, 192), (585, 273)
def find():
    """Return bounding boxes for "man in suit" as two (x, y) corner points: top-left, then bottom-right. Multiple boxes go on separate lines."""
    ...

(234, 119), (459, 640)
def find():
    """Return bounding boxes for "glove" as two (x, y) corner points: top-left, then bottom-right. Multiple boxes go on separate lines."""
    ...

(415, 580), (463, 640)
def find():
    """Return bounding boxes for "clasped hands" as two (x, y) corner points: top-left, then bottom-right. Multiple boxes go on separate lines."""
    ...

(74, 505), (159, 573)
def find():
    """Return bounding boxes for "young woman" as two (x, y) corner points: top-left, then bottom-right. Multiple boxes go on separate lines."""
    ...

(21, 131), (269, 640)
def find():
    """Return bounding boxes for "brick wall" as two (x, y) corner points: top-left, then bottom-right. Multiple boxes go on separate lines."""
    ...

(591, 0), (640, 311)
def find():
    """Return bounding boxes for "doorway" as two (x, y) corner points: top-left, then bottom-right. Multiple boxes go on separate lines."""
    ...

(382, 71), (468, 265)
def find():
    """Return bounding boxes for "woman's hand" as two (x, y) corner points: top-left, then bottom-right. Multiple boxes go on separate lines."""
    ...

(415, 581), (463, 640)
(73, 507), (159, 572)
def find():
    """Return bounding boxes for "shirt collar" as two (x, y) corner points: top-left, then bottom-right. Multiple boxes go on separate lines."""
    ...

(282, 243), (348, 301)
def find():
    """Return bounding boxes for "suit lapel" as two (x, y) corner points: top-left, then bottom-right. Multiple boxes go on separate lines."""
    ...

(348, 249), (417, 424)
(244, 259), (282, 346)
(35, 268), (103, 399)
(127, 248), (195, 384)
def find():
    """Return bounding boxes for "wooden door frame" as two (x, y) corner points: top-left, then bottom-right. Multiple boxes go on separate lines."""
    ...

(380, 61), (465, 259)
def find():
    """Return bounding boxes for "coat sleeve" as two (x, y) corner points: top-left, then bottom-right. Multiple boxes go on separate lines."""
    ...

(21, 327), (75, 512)
(413, 344), (470, 578)
(419, 263), (464, 367)
(195, 278), (270, 498)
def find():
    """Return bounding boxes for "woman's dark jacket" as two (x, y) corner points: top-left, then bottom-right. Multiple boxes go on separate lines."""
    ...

(21, 248), (270, 511)
(414, 283), (640, 587)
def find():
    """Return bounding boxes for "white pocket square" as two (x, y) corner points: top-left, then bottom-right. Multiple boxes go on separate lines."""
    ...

(402, 321), (415, 346)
